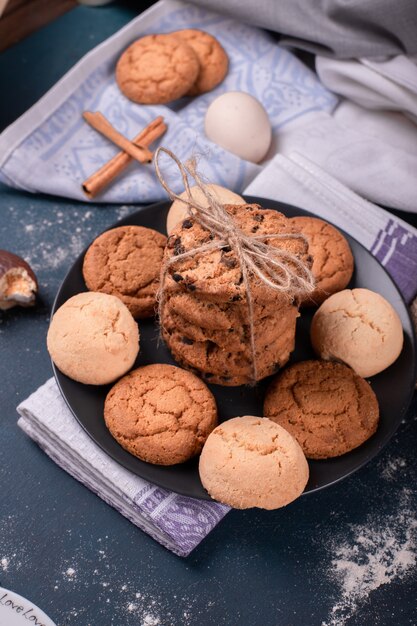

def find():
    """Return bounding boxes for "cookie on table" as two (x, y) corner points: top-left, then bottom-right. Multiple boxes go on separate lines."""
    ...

(263, 360), (379, 459)
(174, 29), (228, 96)
(104, 364), (218, 465)
(199, 416), (309, 509)
(47, 292), (139, 385)
(82, 225), (167, 319)
(291, 216), (354, 306)
(116, 33), (200, 104)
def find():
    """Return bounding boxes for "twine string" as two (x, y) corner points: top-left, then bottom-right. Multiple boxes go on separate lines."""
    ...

(155, 147), (315, 383)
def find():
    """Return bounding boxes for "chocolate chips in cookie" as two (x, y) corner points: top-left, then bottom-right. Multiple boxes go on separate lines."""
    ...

(160, 203), (312, 385)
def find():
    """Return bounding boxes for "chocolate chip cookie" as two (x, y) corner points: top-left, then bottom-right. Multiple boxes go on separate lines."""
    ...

(163, 203), (311, 303)
(161, 303), (298, 386)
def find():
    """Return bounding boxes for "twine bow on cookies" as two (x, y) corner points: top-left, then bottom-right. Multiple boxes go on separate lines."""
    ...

(154, 147), (315, 383)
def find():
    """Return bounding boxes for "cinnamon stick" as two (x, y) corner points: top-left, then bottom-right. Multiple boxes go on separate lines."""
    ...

(82, 116), (167, 199)
(83, 111), (154, 163)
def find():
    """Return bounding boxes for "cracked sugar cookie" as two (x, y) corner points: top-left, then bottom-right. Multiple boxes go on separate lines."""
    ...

(310, 288), (404, 377)
(174, 29), (228, 96)
(291, 216), (354, 306)
(82, 225), (167, 319)
(116, 33), (200, 104)
(199, 416), (309, 509)
(104, 364), (218, 465)
(264, 360), (379, 459)
(47, 292), (139, 385)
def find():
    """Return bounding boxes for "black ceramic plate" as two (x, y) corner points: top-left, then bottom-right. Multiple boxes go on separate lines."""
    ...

(52, 196), (416, 500)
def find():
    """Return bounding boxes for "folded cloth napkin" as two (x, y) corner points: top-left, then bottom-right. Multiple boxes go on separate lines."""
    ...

(17, 155), (417, 556)
(274, 108), (417, 213)
(188, 0), (417, 59)
(316, 55), (417, 122)
(0, 0), (336, 203)
(309, 55), (417, 211)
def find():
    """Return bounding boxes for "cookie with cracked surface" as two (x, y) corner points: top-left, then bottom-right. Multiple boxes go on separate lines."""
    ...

(199, 416), (309, 509)
(174, 29), (228, 96)
(163, 203), (311, 304)
(104, 364), (218, 465)
(264, 360), (379, 459)
(310, 288), (403, 377)
(291, 216), (354, 306)
(116, 34), (200, 104)
(82, 225), (167, 319)
(47, 292), (139, 385)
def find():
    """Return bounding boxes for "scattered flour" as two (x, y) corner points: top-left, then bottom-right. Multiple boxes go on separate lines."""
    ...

(141, 614), (161, 626)
(381, 456), (407, 481)
(322, 490), (417, 626)
(65, 567), (76, 579)
(116, 205), (134, 221)
(1, 557), (9, 571)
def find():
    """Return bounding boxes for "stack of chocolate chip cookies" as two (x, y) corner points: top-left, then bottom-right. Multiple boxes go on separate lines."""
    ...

(160, 203), (311, 385)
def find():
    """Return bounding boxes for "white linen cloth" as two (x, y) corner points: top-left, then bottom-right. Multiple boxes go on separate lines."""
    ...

(18, 154), (417, 556)
(316, 55), (417, 122)
(2, 0), (417, 211)
(0, 0), (337, 203)
(312, 55), (417, 212)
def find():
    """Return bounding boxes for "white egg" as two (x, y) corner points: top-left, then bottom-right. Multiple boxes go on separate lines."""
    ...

(204, 91), (272, 163)
(166, 184), (245, 234)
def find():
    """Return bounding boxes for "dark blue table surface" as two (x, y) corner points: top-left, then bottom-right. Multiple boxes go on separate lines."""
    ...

(0, 4), (416, 625)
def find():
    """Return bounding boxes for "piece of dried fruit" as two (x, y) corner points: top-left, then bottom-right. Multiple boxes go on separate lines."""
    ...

(0, 250), (38, 310)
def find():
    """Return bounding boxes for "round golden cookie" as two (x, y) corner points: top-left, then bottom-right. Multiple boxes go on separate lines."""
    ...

(47, 292), (139, 386)
(310, 288), (403, 377)
(174, 29), (228, 96)
(115, 34), (200, 104)
(199, 416), (309, 509)
(291, 216), (354, 306)
(264, 360), (379, 459)
(104, 364), (218, 465)
(82, 225), (167, 319)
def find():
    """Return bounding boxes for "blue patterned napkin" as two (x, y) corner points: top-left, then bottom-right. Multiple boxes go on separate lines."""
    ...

(0, 0), (336, 203)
